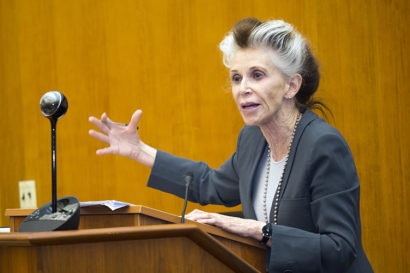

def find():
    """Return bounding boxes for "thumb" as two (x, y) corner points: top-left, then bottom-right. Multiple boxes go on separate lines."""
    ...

(128, 109), (142, 130)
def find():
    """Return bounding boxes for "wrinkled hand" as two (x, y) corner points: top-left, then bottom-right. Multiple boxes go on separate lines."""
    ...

(89, 110), (143, 160)
(186, 209), (266, 242)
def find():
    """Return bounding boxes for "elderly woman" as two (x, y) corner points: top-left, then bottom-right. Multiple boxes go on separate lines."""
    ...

(89, 18), (373, 273)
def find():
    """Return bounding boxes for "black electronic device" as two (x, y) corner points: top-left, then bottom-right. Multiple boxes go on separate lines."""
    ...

(18, 91), (80, 232)
(18, 196), (80, 232)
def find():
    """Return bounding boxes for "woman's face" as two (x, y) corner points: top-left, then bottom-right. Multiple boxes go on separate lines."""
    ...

(230, 48), (291, 127)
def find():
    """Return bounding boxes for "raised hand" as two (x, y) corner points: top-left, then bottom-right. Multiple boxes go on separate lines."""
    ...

(89, 110), (157, 167)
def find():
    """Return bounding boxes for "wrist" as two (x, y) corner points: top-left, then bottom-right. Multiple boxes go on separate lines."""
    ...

(129, 142), (157, 168)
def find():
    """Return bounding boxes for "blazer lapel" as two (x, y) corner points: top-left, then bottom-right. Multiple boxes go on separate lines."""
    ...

(278, 110), (318, 200)
(240, 127), (267, 219)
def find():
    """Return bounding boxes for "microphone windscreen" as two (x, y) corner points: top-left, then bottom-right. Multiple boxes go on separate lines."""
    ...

(40, 91), (68, 119)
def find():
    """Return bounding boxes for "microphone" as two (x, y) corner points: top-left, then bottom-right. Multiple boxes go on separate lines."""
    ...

(181, 172), (194, 223)
(40, 91), (68, 213)
(40, 91), (68, 120)
(18, 91), (80, 232)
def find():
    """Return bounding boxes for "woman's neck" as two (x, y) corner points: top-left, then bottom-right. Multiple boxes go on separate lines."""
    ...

(260, 107), (300, 161)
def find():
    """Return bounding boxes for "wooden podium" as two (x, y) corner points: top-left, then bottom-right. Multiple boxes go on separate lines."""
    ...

(2, 205), (266, 272)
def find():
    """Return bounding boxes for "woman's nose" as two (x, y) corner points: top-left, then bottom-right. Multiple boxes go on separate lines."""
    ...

(239, 78), (252, 95)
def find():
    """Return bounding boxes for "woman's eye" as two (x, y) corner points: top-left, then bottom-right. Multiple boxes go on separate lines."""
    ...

(253, 71), (264, 79)
(231, 74), (242, 83)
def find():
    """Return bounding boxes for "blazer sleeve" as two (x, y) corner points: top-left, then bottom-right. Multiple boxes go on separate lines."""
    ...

(147, 130), (245, 207)
(267, 131), (361, 273)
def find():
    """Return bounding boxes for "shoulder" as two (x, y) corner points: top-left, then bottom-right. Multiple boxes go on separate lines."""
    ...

(298, 110), (350, 151)
(294, 111), (357, 178)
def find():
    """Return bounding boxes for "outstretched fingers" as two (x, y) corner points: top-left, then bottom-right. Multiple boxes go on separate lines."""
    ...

(89, 129), (110, 144)
(89, 116), (110, 134)
(88, 110), (145, 158)
(96, 146), (115, 156)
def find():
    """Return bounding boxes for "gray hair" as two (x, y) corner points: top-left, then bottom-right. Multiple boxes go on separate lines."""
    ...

(219, 19), (306, 77)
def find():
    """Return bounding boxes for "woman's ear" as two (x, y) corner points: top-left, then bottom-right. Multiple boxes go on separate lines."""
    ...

(285, 74), (302, 99)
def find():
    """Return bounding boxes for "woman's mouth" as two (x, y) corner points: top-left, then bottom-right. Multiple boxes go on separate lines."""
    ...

(240, 102), (261, 115)
(241, 102), (260, 109)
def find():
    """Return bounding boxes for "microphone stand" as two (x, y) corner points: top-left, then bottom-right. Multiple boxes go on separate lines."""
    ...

(181, 173), (193, 223)
(50, 117), (57, 213)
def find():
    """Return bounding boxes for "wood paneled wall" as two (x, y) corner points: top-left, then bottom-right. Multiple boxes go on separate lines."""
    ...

(1, 0), (409, 271)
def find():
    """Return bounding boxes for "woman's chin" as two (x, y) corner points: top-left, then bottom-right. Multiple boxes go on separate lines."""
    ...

(242, 118), (260, 127)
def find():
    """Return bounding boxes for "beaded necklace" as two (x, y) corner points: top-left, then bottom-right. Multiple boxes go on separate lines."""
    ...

(263, 112), (302, 223)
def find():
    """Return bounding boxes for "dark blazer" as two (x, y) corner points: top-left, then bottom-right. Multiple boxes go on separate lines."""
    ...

(148, 110), (373, 273)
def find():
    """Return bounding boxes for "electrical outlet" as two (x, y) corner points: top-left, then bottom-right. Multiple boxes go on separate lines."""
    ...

(19, 180), (37, 208)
